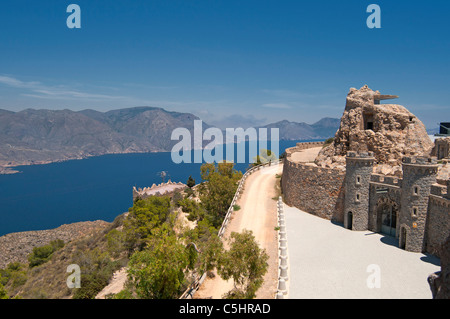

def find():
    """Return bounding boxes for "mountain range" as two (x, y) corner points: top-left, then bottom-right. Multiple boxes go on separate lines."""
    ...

(0, 107), (339, 170)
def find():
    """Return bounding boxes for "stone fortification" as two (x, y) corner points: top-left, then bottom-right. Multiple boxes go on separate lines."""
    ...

(132, 180), (186, 201)
(282, 143), (346, 222)
(315, 85), (434, 175)
(281, 86), (449, 257)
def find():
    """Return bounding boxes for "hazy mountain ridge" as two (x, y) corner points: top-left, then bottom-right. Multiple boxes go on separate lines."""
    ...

(261, 117), (340, 140)
(0, 107), (339, 170)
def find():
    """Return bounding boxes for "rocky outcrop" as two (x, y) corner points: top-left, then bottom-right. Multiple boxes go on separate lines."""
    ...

(0, 220), (109, 269)
(315, 85), (434, 175)
(428, 234), (450, 299)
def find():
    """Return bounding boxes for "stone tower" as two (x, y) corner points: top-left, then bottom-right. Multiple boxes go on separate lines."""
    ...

(399, 156), (438, 252)
(344, 151), (375, 230)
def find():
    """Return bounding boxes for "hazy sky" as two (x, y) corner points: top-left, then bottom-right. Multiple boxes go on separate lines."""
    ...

(0, 0), (449, 129)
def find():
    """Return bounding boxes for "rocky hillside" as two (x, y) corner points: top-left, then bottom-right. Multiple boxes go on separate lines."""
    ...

(0, 107), (202, 168)
(0, 220), (110, 269)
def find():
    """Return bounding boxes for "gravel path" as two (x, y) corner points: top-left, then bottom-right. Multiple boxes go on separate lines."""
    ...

(195, 164), (282, 299)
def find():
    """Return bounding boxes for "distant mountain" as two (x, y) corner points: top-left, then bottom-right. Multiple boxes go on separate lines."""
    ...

(0, 107), (203, 168)
(261, 117), (340, 140)
(0, 106), (339, 169)
(426, 127), (439, 135)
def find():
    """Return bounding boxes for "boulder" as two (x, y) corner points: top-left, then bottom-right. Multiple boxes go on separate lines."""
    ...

(315, 85), (434, 174)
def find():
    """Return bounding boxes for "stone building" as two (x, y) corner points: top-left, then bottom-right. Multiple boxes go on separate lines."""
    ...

(433, 137), (450, 160)
(282, 86), (450, 257)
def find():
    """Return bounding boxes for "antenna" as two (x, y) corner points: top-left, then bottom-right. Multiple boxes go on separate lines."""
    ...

(157, 171), (170, 183)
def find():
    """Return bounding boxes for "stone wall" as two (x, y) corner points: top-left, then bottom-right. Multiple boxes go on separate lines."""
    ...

(428, 234), (450, 299)
(294, 141), (325, 150)
(433, 137), (450, 160)
(426, 191), (450, 256)
(282, 143), (449, 257)
(132, 180), (186, 201)
(282, 154), (345, 223)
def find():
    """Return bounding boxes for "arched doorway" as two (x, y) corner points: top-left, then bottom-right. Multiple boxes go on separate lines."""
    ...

(347, 212), (353, 230)
(376, 198), (399, 237)
(399, 227), (407, 250)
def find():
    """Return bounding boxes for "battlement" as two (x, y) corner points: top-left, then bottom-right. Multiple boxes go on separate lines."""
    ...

(402, 156), (437, 165)
(345, 152), (375, 168)
(370, 174), (402, 187)
(133, 180), (186, 200)
(295, 141), (325, 150)
(430, 184), (447, 197)
(347, 151), (375, 158)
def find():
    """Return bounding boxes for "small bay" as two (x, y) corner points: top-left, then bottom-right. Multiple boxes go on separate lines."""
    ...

(0, 140), (317, 236)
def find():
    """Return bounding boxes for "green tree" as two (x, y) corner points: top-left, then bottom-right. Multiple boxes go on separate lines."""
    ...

(28, 239), (65, 268)
(105, 228), (126, 258)
(186, 175), (196, 188)
(127, 225), (188, 299)
(218, 230), (269, 299)
(197, 234), (224, 274)
(198, 162), (242, 227)
(123, 196), (172, 252)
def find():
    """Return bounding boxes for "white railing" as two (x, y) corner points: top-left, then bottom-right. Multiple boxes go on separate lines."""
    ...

(180, 159), (282, 299)
(275, 196), (289, 299)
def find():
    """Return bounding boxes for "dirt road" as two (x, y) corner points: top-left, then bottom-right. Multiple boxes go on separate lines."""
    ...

(195, 164), (282, 299)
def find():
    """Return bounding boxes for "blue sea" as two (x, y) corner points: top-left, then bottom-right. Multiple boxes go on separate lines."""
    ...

(0, 140), (317, 236)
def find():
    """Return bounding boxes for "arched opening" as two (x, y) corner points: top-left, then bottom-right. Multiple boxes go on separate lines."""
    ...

(376, 198), (399, 237)
(347, 211), (353, 230)
(400, 227), (407, 250)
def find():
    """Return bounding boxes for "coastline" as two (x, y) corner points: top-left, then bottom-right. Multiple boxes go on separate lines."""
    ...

(0, 138), (326, 175)
(0, 149), (163, 175)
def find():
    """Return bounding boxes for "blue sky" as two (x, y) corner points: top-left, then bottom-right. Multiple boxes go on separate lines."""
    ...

(0, 0), (449, 129)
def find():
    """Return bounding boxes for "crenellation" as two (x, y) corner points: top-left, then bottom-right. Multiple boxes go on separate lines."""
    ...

(132, 181), (186, 201)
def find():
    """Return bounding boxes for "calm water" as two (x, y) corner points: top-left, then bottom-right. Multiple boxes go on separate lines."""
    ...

(0, 140), (317, 236)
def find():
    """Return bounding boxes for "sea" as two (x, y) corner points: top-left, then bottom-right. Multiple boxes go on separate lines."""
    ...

(0, 140), (319, 236)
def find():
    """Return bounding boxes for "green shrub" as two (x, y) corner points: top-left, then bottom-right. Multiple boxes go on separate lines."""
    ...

(106, 229), (126, 258)
(323, 137), (335, 147)
(186, 176), (196, 188)
(28, 239), (65, 268)
(0, 275), (9, 299)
